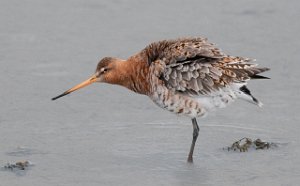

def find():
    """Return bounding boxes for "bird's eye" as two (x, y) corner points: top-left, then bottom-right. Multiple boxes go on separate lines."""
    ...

(101, 68), (108, 74)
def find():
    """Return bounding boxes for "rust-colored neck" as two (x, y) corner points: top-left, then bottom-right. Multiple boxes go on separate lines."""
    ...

(104, 56), (150, 95)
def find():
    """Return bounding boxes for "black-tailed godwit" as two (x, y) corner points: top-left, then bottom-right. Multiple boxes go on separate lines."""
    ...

(52, 37), (269, 162)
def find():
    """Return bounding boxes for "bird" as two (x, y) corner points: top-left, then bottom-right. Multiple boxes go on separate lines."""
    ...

(52, 37), (269, 163)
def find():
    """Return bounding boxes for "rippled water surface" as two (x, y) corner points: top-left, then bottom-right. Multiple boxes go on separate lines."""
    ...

(0, 0), (299, 185)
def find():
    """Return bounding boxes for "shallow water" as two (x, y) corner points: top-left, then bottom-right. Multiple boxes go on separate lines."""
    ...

(0, 0), (300, 185)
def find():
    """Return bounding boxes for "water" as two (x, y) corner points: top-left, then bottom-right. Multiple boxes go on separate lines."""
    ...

(0, 0), (299, 185)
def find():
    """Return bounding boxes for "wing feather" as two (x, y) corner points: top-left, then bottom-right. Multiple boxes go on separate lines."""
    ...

(143, 37), (269, 96)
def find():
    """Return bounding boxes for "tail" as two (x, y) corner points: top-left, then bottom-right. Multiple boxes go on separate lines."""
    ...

(248, 67), (270, 79)
(251, 74), (270, 79)
(242, 67), (270, 107)
(222, 58), (270, 106)
(238, 85), (263, 107)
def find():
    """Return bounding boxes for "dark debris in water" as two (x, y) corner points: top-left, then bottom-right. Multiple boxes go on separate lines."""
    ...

(3, 160), (32, 171)
(224, 138), (278, 152)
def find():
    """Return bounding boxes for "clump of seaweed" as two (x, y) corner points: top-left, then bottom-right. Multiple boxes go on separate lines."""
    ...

(225, 138), (278, 152)
(3, 160), (31, 171)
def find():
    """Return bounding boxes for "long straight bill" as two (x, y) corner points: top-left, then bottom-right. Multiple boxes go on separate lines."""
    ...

(52, 75), (97, 100)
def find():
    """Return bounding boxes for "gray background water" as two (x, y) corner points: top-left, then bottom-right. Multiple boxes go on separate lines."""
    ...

(0, 0), (299, 185)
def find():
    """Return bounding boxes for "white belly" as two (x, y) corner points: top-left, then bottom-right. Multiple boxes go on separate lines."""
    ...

(195, 87), (237, 111)
(150, 87), (237, 118)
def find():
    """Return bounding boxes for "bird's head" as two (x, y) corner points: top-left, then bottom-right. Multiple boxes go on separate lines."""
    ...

(94, 57), (119, 82)
(52, 57), (120, 100)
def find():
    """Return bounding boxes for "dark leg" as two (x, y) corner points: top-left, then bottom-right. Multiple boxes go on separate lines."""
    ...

(187, 118), (200, 163)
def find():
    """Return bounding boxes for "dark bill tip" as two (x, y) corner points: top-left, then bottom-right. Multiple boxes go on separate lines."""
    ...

(51, 92), (70, 101)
